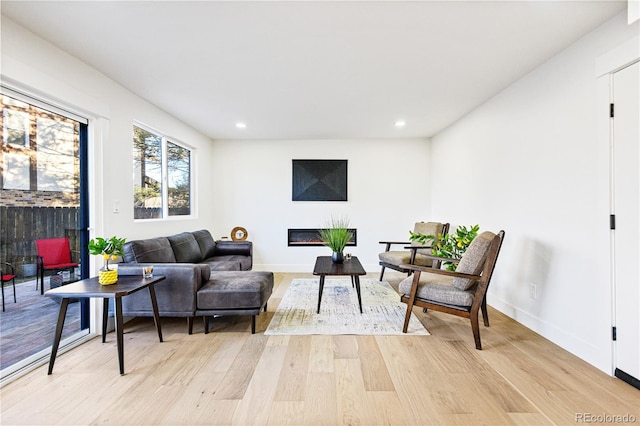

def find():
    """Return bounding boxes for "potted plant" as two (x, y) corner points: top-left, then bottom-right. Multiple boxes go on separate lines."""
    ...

(88, 236), (126, 285)
(409, 224), (479, 271)
(318, 216), (353, 263)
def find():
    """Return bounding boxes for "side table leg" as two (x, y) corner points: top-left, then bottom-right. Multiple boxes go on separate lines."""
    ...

(48, 298), (70, 374)
(148, 283), (163, 342)
(114, 297), (125, 375)
(317, 276), (325, 314)
(354, 276), (363, 314)
(102, 298), (109, 343)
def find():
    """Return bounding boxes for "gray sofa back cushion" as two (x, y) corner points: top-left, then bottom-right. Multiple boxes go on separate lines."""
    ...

(122, 237), (177, 263)
(192, 229), (217, 259)
(167, 232), (202, 263)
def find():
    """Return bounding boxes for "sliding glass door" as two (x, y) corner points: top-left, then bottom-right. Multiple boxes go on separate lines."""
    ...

(0, 90), (89, 379)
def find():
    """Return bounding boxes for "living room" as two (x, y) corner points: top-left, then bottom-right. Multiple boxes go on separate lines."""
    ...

(1, 0), (639, 423)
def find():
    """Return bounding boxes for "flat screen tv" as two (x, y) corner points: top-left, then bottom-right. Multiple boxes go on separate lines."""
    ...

(292, 159), (348, 201)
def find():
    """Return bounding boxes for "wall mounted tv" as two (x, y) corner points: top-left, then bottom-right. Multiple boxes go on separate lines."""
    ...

(292, 159), (348, 201)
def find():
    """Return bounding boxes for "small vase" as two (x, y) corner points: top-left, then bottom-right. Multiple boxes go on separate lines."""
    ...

(332, 252), (344, 264)
(99, 269), (118, 285)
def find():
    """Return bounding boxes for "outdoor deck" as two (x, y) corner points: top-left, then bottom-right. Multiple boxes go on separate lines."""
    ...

(0, 277), (82, 370)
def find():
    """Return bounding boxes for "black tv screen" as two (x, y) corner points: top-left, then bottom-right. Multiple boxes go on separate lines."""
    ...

(292, 159), (348, 201)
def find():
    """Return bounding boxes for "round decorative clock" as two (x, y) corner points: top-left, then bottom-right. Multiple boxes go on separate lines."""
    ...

(231, 226), (248, 241)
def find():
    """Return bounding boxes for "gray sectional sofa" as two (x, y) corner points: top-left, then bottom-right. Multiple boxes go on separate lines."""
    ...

(116, 229), (273, 334)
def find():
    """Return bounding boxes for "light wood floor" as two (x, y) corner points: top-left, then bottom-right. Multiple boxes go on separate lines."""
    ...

(1, 272), (638, 425)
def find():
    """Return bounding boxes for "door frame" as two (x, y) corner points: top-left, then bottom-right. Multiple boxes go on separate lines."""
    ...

(595, 35), (640, 378)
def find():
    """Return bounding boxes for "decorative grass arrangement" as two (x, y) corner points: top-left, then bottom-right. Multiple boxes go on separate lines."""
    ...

(318, 216), (353, 254)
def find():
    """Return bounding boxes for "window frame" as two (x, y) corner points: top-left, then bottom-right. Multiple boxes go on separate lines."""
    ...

(133, 122), (195, 221)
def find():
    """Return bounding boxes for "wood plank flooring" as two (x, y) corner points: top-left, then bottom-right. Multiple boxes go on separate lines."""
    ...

(1, 278), (82, 369)
(1, 272), (638, 425)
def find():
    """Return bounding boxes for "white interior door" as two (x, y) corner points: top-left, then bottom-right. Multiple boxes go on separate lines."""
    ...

(612, 60), (640, 387)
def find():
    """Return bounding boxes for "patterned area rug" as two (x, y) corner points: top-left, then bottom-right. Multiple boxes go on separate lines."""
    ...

(265, 278), (429, 335)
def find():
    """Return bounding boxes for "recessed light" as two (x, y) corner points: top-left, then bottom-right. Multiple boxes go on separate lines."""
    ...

(236, 122), (247, 129)
(395, 121), (406, 128)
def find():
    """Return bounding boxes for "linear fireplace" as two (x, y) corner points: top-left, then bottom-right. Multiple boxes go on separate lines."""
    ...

(288, 228), (357, 247)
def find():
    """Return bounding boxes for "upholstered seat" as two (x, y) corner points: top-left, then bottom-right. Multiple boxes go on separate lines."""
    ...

(35, 238), (79, 295)
(399, 273), (475, 307)
(399, 230), (505, 350)
(378, 222), (449, 280)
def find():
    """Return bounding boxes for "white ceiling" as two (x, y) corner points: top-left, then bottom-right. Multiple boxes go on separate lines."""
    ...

(1, 1), (627, 140)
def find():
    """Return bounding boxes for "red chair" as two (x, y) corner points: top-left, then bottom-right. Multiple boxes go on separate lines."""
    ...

(35, 238), (79, 295)
(1, 262), (17, 312)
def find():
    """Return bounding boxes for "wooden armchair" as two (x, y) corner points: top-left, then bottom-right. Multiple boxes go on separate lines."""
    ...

(378, 222), (449, 281)
(398, 230), (505, 349)
(35, 238), (79, 295)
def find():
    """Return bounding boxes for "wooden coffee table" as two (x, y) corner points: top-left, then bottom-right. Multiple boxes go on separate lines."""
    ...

(44, 275), (165, 375)
(313, 256), (367, 313)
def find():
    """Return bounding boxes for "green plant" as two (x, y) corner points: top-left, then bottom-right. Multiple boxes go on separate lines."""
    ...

(318, 216), (353, 253)
(409, 224), (480, 271)
(88, 236), (126, 270)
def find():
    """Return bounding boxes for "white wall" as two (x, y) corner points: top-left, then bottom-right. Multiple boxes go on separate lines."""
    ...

(1, 17), (217, 263)
(211, 138), (432, 272)
(1, 17), (434, 276)
(429, 12), (639, 373)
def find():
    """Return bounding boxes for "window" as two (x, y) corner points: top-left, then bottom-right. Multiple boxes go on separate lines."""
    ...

(133, 124), (192, 219)
(2, 94), (80, 193)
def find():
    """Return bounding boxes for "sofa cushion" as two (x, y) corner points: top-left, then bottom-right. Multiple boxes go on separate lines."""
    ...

(122, 237), (176, 263)
(452, 231), (495, 290)
(192, 229), (217, 259)
(203, 256), (243, 271)
(167, 232), (202, 263)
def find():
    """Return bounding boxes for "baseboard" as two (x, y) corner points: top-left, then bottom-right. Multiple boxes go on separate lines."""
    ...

(615, 368), (640, 390)
(490, 296), (612, 374)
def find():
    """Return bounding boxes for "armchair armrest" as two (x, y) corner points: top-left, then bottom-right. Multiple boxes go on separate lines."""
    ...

(378, 241), (411, 252)
(399, 262), (481, 281)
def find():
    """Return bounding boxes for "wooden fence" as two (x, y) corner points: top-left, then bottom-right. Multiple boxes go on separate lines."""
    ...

(0, 206), (80, 277)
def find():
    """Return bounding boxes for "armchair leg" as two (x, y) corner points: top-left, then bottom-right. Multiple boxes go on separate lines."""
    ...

(402, 271), (422, 333)
(203, 316), (209, 334)
(470, 314), (482, 350)
(379, 267), (386, 281)
(481, 295), (490, 327)
(187, 317), (194, 335)
(251, 315), (256, 334)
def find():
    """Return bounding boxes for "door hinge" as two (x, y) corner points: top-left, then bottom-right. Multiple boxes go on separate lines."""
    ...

(612, 326), (617, 341)
(610, 103), (614, 118)
(610, 214), (616, 230)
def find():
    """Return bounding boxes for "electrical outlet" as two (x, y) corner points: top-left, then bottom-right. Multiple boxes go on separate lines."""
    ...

(529, 283), (537, 299)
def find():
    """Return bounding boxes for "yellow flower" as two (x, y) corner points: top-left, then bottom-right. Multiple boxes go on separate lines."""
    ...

(103, 254), (109, 261)
(111, 255), (118, 261)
